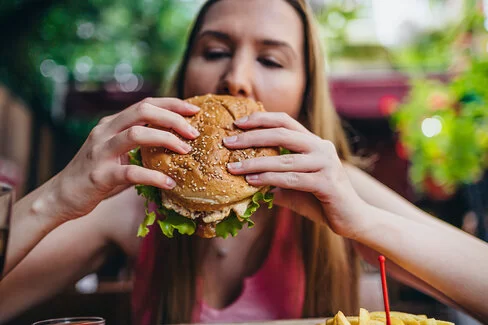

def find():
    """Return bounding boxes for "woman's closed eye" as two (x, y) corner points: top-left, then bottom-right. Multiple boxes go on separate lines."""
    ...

(258, 56), (283, 68)
(203, 49), (231, 60)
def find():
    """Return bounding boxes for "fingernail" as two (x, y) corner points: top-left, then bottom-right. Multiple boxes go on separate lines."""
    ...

(166, 177), (176, 188)
(223, 135), (237, 144)
(246, 174), (259, 181)
(188, 125), (200, 137)
(235, 116), (248, 124)
(228, 161), (242, 169)
(185, 103), (200, 112)
(182, 143), (192, 153)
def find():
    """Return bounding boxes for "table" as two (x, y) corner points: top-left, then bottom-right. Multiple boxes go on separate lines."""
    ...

(185, 318), (327, 325)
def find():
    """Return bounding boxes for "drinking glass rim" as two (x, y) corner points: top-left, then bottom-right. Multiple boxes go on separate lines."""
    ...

(32, 317), (105, 325)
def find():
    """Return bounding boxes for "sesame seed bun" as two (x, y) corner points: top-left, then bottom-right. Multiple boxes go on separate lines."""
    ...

(140, 94), (279, 238)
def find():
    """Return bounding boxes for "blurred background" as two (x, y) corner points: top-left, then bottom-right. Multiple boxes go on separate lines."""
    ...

(1, 0), (487, 324)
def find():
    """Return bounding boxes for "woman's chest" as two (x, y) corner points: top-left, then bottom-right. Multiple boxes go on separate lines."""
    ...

(201, 221), (274, 309)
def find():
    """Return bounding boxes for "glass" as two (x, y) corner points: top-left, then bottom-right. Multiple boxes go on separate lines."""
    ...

(32, 317), (105, 325)
(0, 183), (13, 279)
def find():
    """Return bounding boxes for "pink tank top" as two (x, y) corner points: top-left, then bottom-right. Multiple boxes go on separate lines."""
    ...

(132, 207), (305, 325)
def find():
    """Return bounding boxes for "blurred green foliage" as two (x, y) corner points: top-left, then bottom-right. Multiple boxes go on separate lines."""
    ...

(390, 0), (488, 197)
(392, 62), (488, 196)
(0, 0), (202, 142)
(389, 0), (487, 73)
(29, 0), (199, 86)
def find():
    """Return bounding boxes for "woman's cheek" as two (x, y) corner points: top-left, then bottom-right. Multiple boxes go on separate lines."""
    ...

(184, 59), (220, 97)
(255, 76), (303, 118)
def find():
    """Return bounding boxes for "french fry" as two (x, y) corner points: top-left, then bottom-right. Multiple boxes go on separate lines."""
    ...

(419, 319), (437, 325)
(371, 316), (407, 325)
(326, 317), (359, 325)
(335, 311), (352, 325)
(371, 311), (420, 324)
(346, 317), (359, 325)
(359, 308), (370, 325)
(330, 308), (454, 325)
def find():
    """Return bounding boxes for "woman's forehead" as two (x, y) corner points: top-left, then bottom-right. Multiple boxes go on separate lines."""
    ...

(200, 0), (303, 50)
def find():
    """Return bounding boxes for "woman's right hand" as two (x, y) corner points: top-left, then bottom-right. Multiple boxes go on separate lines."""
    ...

(53, 97), (201, 222)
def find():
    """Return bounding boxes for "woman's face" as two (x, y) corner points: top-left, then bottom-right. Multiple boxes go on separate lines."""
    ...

(183, 0), (306, 119)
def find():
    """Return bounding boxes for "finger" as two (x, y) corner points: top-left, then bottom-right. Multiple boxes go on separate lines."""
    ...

(227, 154), (322, 174)
(108, 165), (177, 190)
(104, 126), (192, 157)
(245, 171), (318, 193)
(142, 97), (200, 115)
(108, 100), (200, 138)
(223, 128), (317, 153)
(234, 112), (312, 135)
(98, 113), (118, 125)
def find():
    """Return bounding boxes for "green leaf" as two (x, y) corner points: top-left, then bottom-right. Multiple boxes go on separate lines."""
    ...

(137, 209), (157, 237)
(157, 207), (196, 238)
(135, 184), (161, 207)
(242, 191), (274, 219)
(129, 147), (164, 235)
(128, 147), (143, 167)
(130, 144), (274, 239)
(215, 211), (254, 239)
(215, 190), (273, 239)
(280, 147), (292, 155)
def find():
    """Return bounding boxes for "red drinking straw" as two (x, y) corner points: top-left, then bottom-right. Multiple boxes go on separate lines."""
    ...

(378, 255), (392, 325)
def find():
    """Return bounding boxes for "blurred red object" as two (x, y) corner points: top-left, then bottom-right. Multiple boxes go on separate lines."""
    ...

(329, 73), (410, 118)
(329, 73), (450, 118)
(395, 141), (409, 160)
(423, 175), (455, 201)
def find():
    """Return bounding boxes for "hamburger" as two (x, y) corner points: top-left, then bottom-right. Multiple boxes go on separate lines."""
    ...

(129, 94), (279, 239)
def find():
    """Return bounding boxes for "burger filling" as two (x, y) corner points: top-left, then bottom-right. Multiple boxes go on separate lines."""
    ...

(129, 148), (274, 239)
(161, 195), (251, 223)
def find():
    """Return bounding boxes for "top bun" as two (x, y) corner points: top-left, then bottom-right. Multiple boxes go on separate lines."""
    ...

(140, 94), (279, 212)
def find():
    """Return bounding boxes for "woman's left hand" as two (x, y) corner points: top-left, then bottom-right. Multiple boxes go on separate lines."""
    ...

(223, 112), (368, 239)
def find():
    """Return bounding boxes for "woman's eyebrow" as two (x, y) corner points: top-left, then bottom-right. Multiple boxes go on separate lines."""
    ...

(197, 30), (232, 43)
(259, 39), (297, 59)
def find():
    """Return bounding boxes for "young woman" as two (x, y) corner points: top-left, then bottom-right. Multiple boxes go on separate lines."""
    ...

(2, 0), (487, 324)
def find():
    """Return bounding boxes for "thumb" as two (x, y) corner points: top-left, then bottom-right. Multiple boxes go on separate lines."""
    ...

(271, 188), (323, 223)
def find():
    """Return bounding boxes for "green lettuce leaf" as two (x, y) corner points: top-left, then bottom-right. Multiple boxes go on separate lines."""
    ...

(129, 147), (164, 237)
(157, 207), (196, 238)
(215, 191), (274, 239)
(241, 191), (274, 219)
(128, 148), (143, 167)
(135, 184), (161, 207)
(137, 209), (157, 237)
(215, 211), (254, 239)
(280, 147), (292, 155)
(129, 147), (275, 239)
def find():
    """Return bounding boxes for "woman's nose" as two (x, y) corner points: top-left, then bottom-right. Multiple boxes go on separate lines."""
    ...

(217, 58), (253, 98)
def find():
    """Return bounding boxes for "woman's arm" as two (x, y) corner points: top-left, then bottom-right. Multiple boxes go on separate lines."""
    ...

(4, 97), (200, 275)
(5, 174), (72, 276)
(345, 164), (488, 321)
(0, 188), (144, 323)
(218, 111), (487, 320)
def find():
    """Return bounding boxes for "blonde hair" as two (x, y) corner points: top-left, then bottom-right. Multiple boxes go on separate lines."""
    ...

(157, 0), (359, 323)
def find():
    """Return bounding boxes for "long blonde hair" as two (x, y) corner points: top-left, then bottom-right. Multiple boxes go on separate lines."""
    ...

(157, 0), (359, 323)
